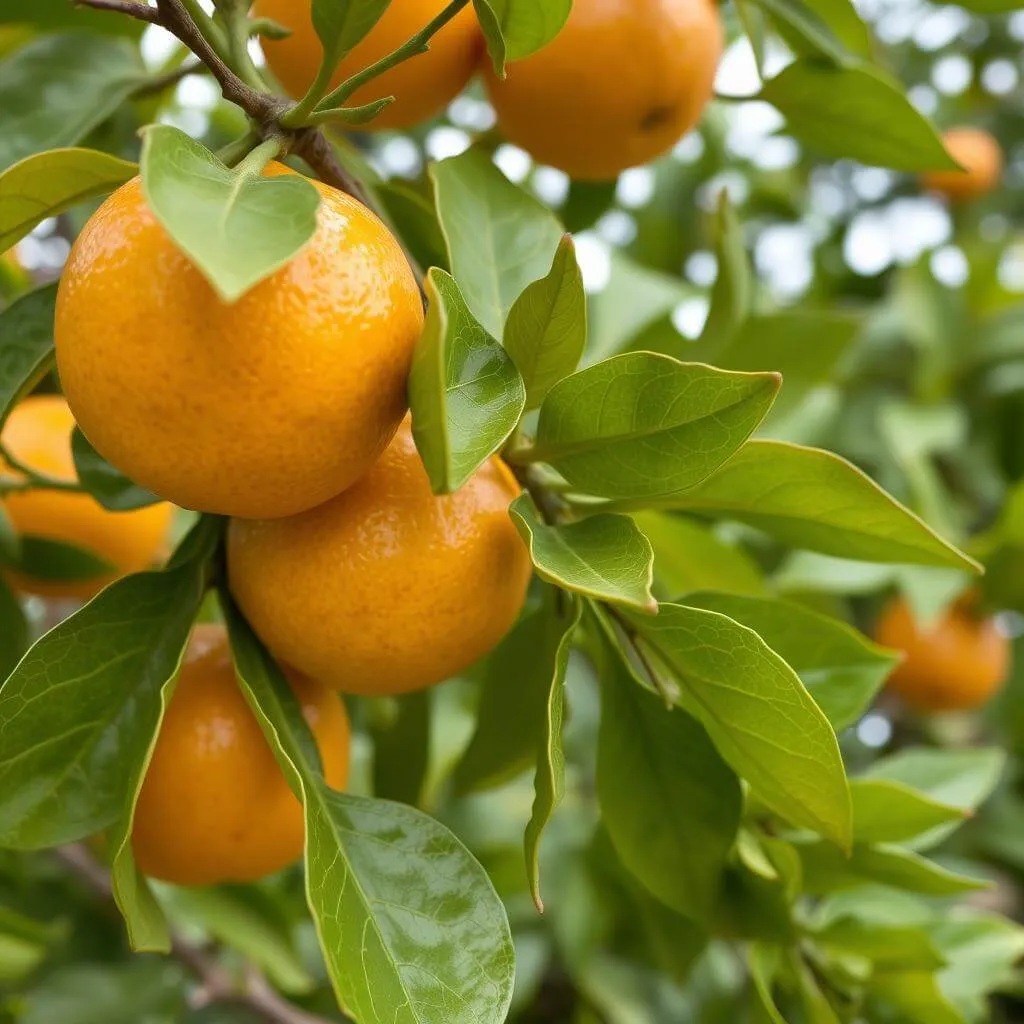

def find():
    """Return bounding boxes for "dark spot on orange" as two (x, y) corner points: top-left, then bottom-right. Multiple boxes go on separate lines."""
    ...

(641, 105), (675, 131)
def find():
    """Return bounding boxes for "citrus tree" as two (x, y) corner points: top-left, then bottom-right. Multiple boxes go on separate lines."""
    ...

(0, 1), (1021, 1022)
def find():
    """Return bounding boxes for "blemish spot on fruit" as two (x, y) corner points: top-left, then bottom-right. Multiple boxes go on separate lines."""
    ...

(641, 105), (675, 131)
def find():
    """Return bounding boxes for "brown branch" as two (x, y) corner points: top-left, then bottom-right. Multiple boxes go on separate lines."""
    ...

(54, 843), (336, 1024)
(74, 0), (163, 24)
(134, 59), (209, 98)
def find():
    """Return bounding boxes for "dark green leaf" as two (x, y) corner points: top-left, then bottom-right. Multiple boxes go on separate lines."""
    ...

(0, 148), (135, 253)
(698, 192), (752, 360)
(375, 179), (449, 272)
(370, 691), (431, 807)
(597, 637), (742, 920)
(814, 916), (947, 971)
(72, 428), (160, 511)
(850, 779), (967, 844)
(140, 125), (320, 303)
(510, 494), (656, 613)
(310, 0), (390, 75)
(528, 353), (780, 499)
(8, 535), (114, 583)
(409, 268), (526, 494)
(627, 602), (851, 847)
(683, 592), (897, 730)
(430, 148), (563, 337)
(474, 0), (571, 70)
(0, 34), (144, 172)
(0, 284), (57, 428)
(225, 603), (517, 1024)
(651, 440), (980, 571)
(760, 61), (957, 172)
(505, 235), (587, 410)
(0, 576), (27, 681)
(561, 179), (617, 234)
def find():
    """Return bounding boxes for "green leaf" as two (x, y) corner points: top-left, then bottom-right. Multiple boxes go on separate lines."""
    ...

(374, 180), (449, 273)
(814, 916), (947, 971)
(139, 126), (320, 304)
(473, 0), (571, 70)
(430, 148), (563, 338)
(72, 428), (160, 512)
(801, 0), (873, 55)
(0, 577), (27, 681)
(650, 440), (980, 571)
(0, 148), (135, 253)
(0, 34), (144, 172)
(524, 596), (580, 911)
(627, 603), (852, 849)
(505, 235), (587, 410)
(310, 0), (390, 75)
(596, 635), (742, 920)
(760, 61), (957, 172)
(682, 592), (897, 730)
(510, 494), (656, 613)
(794, 840), (990, 895)
(869, 971), (967, 1024)
(850, 779), (967, 844)
(698, 192), (752, 360)
(8, 535), (114, 583)
(0, 528), (214, 850)
(370, 691), (431, 807)
(409, 268), (526, 494)
(0, 283), (57, 428)
(528, 354), (780, 499)
(225, 603), (516, 1024)
(754, 0), (851, 63)
(749, 945), (787, 1024)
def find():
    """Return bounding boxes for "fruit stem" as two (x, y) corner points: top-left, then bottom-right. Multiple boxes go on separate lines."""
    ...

(73, 0), (162, 25)
(234, 136), (283, 177)
(0, 445), (87, 496)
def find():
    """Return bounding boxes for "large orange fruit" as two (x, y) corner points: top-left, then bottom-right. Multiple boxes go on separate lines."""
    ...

(133, 624), (350, 886)
(2, 395), (174, 599)
(255, 0), (483, 130)
(875, 595), (1010, 712)
(55, 167), (423, 520)
(227, 420), (532, 696)
(921, 128), (1003, 202)
(483, 0), (724, 181)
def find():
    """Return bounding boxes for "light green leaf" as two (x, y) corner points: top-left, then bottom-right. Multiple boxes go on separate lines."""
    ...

(0, 34), (144, 171)
(524, 596), (580, 911)
(370, 691), (431, 807)
(140, 125), (320, 303)
(814, 916), (947, 971)
(754, 0), (851, 63)
(510, 494), (656, 613)
(72, 428), (160, 512)
(749, 945), (787, 1024)
(597, 635), (741, 921)
(0, 148), (135, 253)
(225, 603), (516, 1024)
(0, 284), (57, 428)
(683, 592), (897, 730)
(627, 603), (852, 848)
(310, 0), (390, 74)
(505, 235), (587, 410)
(474, 0), (571, 70)
(409, 268), (526, 494)
(870, 971), (967, 1024)
(430, 148), (563, 338)
(802, 0), (873, 54)
(528, 353), (779, 499)
(850, 779), (967, 845)
(649, 440), (980, 571)
(761, 61), (957, 172)
(698, 192), (751, 360)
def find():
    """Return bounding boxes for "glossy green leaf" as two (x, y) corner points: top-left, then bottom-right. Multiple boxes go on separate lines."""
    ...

(72, 428), (160, 512)
(0, 148), (135, 253)
(760, 61), (957, 172)
(474, 0), (571, 70)
(651, 440), (980, 571)
(597, 637), (742, 920)
(310, 0), (390, 75)
(698, 192), (751, 360)
(524, 596), (580, 910)
(409, 268), (526, 494)
(850, 779), (967, 844)
(225, 604), (516, 1024)
(683, 592), (897, 730)
(795, 841), (990, 895)
(869, 971), (967, 1024)
(430, 148), (563, 337)
(0, 529), (214, 850)
(528, 354), (779, 498)
(505, 235), (587, 410)
(370, 691), (431, 807)
(7, 535), (113, 583)
(140, 125), (320, 303)
(627, 603), (852, 849)
(814, 916), (947, 971)
(0, 34), (144, 172)
(510, 494), (656, 612)
(0, 283), (57, 428)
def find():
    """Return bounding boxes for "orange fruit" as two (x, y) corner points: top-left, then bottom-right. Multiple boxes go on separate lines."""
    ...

(55, 167), (423, 520)
(483, 0), (724, 181)
(227, 420), (532, 696)
(255, 0), (483, 130)
(875, 596), (1010, 712)
(921, 128), (1003, 202)
(133, 623), (350, 886)
(1, 395), (174, 599)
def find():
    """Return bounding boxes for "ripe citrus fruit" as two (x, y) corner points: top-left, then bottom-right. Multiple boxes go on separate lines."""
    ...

(133, 624), (350, 886)
(55, 167), (423, 520)
(921, 128), (1003, 202)
(255, 0), (482, 130)
(483, 0), (724, 181)
(1, 395), (173, 599)
(227, 420), (532, 696)
(875, 595), (1010, 712)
